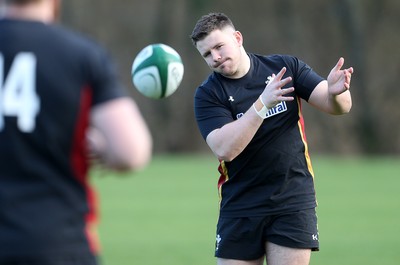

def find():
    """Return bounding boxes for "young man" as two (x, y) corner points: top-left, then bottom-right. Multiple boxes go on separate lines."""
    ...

(0, 0), (152, 264)
(190, 12), (353, 265)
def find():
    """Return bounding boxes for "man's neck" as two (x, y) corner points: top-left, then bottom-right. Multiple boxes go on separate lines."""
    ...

(227, 48), (251, 79)
(1, 2), (56, 23)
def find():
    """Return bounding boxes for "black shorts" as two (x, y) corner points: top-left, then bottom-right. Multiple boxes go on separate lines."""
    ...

(0, 255), (98, 265)
(215, 208), (319, 260)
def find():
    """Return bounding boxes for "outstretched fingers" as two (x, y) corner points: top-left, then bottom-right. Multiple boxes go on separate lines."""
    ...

(276, 67), (287, 80)
(273, 67), (294, 98)
(344, 67), (354, 89)
(261, 67), (295, 107)
(268, 67), (292, 88)
(280, 86), (295, 98)
(334, 57), (345, 72)
(328, 57), (354, 94)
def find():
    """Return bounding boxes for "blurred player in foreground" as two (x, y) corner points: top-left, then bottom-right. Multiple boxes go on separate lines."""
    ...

(0, 0), (152, 264)
(190, 12), (353, 265)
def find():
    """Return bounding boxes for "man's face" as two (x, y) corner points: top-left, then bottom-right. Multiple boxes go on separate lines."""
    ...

(196, 27), (243, 78)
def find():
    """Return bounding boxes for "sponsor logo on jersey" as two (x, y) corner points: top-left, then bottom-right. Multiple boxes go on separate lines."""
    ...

(235, 101), (287, 120)
(265, 101), (287, 119)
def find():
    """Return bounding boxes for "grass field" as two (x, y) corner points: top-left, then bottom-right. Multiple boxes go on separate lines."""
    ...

(92, 154), (400, 265)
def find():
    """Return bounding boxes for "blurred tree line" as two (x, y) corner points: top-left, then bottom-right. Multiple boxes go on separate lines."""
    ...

(62, 0), (399, 155)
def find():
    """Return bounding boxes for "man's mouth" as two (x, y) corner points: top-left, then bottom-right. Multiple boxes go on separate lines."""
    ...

(213, 58), (227, 68)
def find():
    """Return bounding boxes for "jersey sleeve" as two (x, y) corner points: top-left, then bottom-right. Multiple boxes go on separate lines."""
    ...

(194, 80), (234, 140)
(85, 44), (128, 106)
(281, 55), (324, 101)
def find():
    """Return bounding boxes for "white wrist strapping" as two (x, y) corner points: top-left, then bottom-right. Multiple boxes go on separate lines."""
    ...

(253, 95), (269, 119)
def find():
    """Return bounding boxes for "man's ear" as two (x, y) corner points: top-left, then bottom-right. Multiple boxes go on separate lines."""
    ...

(234, 30), (243, 47)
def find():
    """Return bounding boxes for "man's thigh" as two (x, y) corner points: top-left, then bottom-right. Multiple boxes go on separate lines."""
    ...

(266, 242), (311, 265)
(217, 256), (264, 265)
(216, 243), (311, 265)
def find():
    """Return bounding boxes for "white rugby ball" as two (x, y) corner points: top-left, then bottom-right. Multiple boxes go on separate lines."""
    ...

(131, 43), (184, 99)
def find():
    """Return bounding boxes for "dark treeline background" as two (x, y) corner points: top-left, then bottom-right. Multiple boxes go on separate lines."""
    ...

(62, 0), (400, 155)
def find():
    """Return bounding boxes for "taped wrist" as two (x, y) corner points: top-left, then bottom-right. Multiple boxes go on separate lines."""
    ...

(253, 95), (269, 119)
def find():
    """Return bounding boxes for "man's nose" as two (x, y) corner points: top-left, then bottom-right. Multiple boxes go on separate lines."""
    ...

(211, 51), (221, 61)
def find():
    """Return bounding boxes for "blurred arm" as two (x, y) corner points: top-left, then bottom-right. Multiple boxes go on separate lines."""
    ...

(88, 97), (153, 171)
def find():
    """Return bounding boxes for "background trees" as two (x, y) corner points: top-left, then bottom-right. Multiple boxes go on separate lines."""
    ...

(62, 0), (400, 155)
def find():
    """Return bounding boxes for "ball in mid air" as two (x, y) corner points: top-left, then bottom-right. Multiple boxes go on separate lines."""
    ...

(131, 43), (184, 99)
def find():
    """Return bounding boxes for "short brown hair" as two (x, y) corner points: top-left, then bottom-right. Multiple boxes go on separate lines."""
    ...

(190, 12), (235, 46)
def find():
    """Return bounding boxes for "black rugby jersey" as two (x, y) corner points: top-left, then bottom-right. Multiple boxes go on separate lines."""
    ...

(194, 54), (324, 217)
(0, 19), (126, 259)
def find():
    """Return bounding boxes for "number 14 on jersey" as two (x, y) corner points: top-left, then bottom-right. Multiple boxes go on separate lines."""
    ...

(0, 52), (40, 133)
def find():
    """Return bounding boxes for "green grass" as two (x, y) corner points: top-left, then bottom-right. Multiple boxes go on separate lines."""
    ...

(311, 156), (400, 265)
(91, 154), (400, 265)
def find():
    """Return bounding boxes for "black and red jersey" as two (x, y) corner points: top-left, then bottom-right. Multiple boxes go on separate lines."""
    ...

(194, 54), (324, 218)
(0, 19), (126, 260)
